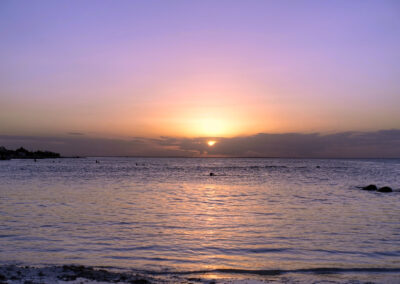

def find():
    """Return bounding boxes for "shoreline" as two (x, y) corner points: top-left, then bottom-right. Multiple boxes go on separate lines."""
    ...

(1, 264), (400, 284)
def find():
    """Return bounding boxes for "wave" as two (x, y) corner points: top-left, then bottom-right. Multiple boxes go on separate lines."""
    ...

(147, 267), (400, 276)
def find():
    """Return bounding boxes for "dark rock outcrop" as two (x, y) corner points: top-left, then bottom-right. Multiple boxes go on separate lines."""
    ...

(359, 184), (394, 193)
(377, 186), (393, 193)
(361, 184), (378, 191)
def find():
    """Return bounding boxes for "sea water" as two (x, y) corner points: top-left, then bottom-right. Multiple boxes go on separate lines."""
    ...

(1, 158), (399, 282)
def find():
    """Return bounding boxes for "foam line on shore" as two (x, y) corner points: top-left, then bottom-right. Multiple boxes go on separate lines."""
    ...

(144, 267), (400, 276)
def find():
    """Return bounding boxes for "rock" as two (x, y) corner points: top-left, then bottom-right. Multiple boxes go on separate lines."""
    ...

(209, 172), (215, 176)
(361, 184), (378, 191)
(377, 186), (393, 193)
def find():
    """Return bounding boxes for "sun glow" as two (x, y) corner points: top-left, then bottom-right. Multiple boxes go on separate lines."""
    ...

(207, 140), (216, 146)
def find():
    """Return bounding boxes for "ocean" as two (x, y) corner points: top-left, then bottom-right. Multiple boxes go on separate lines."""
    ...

(1, 157), (399, 283)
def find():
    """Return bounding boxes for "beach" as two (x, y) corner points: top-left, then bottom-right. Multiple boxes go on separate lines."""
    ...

(1, 264), (400, 283)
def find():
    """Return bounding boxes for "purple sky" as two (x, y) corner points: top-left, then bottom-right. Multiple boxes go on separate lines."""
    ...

(1, 0), (399, 156)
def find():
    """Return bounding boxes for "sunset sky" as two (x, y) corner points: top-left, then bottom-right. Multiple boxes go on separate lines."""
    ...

(1, 0), (399, 157)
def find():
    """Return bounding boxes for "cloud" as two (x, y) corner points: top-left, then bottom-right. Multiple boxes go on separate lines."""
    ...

(208, 130), (400, 158)
(0, 135), (191, 157)
(1, 129), (400, 158)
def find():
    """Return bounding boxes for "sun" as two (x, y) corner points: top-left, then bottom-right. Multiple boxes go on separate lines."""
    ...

(207, 140), (216, 146)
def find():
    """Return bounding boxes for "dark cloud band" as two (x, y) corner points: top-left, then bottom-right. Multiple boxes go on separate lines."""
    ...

(0, 129), (399, 158)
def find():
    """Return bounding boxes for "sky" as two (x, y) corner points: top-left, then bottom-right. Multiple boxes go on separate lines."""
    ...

(1, 0), (399, 157)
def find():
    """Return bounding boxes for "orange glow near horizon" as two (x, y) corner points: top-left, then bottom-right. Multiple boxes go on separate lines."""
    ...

(1, 1), (399, 143)
(207, 140), (216, 146)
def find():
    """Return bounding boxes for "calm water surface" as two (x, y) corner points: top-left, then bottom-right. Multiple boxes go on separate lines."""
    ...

(1, 158), (400, 278)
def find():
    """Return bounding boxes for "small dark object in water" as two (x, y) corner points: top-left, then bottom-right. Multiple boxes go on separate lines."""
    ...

(96, 160), (99, 164)
(210, 172), (215, 176)
(58, 274), (77, 281)
(377, 186), (393, 193)
(316, 166), (320, 168)
(361, 184), (378, 191)
(34, 159), (37, 162)
(188, 277), (203, 282)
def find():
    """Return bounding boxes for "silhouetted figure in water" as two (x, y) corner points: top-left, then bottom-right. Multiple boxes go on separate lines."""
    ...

(96, 160), (99, 164)
(34, 159), (37, 162)
(210, 172), (215, 176)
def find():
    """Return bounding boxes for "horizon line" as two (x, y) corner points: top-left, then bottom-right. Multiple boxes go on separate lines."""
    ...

(66, 156), (400, 159)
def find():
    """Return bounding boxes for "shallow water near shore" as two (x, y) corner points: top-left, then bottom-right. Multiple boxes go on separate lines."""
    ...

(1, 157), (400, 283)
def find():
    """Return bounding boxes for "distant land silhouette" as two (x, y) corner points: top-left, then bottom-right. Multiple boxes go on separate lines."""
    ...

(0, 146), (60, 160)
